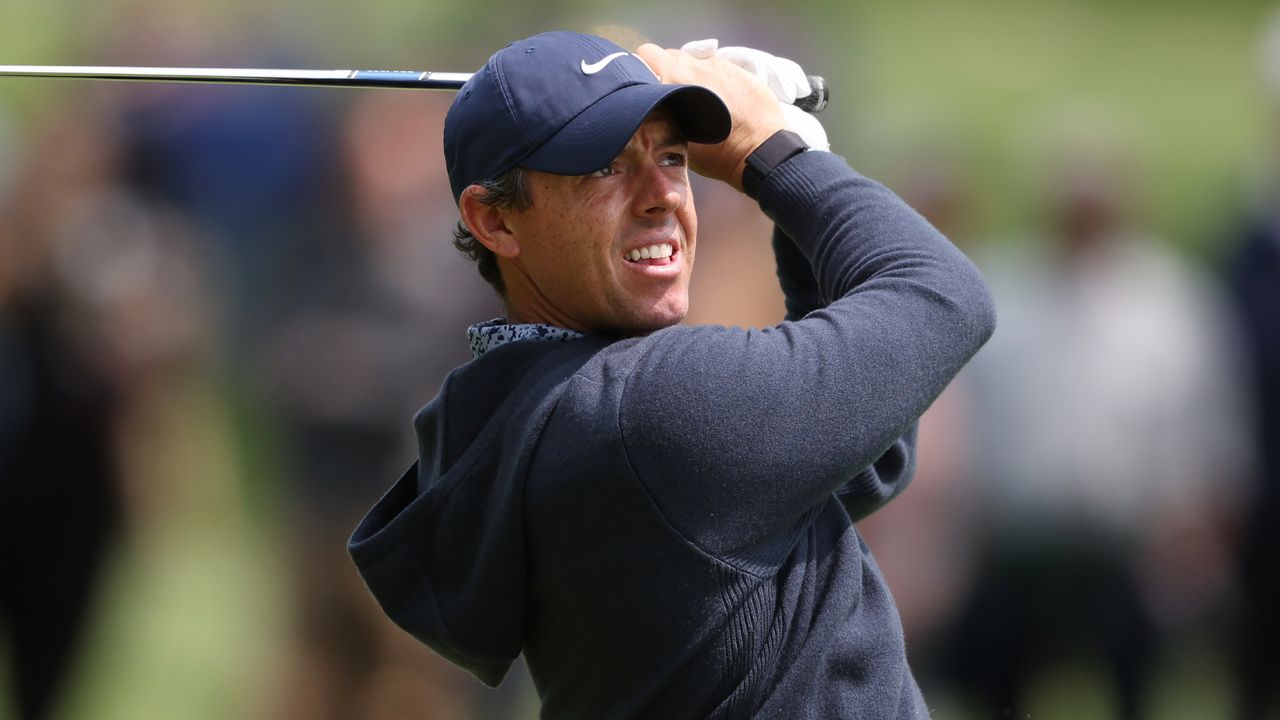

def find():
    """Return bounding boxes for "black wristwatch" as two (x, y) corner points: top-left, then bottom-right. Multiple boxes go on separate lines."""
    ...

(741, 129), (809, 200)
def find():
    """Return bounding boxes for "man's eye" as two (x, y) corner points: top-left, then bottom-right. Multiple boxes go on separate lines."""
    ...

(588, 165), (616, 178)
(660, 152), (687, 167)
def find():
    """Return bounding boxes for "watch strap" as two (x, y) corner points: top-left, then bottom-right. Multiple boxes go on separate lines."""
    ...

(741, 129), (809, 200)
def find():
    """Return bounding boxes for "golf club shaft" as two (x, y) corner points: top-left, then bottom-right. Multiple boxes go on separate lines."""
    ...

(0, 65), (474, 90)
(0, 64), (829, 112)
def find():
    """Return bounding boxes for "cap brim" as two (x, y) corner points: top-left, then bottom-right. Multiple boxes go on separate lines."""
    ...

(519, 83), (730, 176)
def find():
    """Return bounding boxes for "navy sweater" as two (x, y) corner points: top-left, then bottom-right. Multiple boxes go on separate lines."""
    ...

(349, 150), (996, 718)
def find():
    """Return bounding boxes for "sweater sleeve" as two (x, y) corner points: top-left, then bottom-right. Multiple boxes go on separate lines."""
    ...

(773, 226), (824, 321)
(616, 150), (996, 557)
(772, 193), (920, 524)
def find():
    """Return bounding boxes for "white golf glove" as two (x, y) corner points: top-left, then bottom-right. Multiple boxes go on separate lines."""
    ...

(680, 38), (830, 152)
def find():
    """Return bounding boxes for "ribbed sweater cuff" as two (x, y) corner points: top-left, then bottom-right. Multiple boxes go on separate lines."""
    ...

(754, 149), (854, 226)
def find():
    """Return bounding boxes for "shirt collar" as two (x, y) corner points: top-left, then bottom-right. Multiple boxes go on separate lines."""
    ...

(467, 318), (585, 358)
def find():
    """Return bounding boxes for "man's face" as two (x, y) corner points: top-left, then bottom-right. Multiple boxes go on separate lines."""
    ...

(501, 109), (696, 334)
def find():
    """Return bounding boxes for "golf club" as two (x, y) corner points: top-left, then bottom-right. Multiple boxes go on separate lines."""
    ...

(0, 64), (829, 113)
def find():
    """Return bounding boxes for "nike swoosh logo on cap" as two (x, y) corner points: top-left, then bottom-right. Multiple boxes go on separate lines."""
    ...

(580, 52), (629, 75)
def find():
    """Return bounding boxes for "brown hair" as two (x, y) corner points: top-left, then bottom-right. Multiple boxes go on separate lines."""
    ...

(452, 167), (531, 297)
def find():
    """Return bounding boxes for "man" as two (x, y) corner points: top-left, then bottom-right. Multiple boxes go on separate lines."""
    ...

(349, 30), (995, 718)
(1224, 13), (1280, 716)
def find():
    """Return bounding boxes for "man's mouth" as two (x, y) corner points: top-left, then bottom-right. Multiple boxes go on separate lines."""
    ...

(623, 242), (675, 265)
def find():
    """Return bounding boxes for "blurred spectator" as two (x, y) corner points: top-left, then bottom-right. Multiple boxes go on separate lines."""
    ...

(0, 94), (214, 719)
(260, 91), (505, 720)
(1222, 11), (1280, 717)
(856, 141), (984, 688)
(100, 1), (341, 351)
(682, 176), (784, 327)
(951, 132), (1248, 719)
(1223, 188), (1280, 720)
(0, 99), (125, 720)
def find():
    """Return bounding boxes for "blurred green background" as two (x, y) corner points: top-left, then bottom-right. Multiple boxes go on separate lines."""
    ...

(0, 1), (1275, 719)
(3, 0), (1271, 247)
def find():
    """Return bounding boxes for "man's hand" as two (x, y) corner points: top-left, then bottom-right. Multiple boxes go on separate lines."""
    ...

(635, 43), (786, 191)
(680, 40), (830, 152)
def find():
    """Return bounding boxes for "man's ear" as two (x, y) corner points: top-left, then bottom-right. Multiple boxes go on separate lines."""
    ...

(459, 186), (521, 258)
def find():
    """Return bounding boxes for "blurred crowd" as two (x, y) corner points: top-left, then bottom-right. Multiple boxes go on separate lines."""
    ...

(0, 11), (511, 717)
(1, 6), (1279, 720)
(858, 130), (1273, 719)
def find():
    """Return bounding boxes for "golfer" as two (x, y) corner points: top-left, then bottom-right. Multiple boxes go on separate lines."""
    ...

(349, 30), (995, 718)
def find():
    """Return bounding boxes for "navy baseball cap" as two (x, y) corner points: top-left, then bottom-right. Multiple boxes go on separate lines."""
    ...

(444, 31), (732, 203)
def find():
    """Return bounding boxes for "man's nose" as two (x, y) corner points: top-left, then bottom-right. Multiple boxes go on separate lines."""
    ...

(634, 165), (683, 217)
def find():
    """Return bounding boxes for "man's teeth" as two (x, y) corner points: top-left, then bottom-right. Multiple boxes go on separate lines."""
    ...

(626, 243), (674, 261)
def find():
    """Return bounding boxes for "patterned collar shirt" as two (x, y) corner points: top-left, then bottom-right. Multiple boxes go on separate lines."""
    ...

(467, 318), (585, 359)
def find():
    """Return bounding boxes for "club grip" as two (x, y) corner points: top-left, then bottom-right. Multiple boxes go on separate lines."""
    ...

(796, 75), (828, 114)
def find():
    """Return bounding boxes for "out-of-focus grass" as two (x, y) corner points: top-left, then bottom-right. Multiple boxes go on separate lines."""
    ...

(835, 0), (1273, 254)
(54, 526), (285, 720)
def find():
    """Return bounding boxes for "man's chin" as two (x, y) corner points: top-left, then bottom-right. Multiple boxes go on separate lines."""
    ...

(610, 299), (688, 336)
